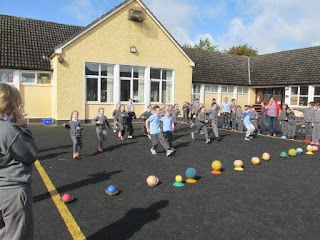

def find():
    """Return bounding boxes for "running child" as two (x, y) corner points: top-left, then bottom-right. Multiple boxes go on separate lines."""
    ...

(191, 106), (211, 144)
(140, 104), (153, 136)
(243, 105), (255, 141)
(286, 107), (296, 140)
(206, 104), (221, 141)
(64, 111), (84, 158)
(93, 108), (111, 152)
(160, 110), (176, 151)
(112, 103), (121, 133)
(127, 106), (136, 139)
(115, 105), (128, 141)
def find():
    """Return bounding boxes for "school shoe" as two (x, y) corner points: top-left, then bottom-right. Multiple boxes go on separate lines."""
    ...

(244, 137), (250, 141)
(97, 146), (103, 152)
(150, 148), (157, 155)
(166, 149), (174, 156)
(249, 136), (253, 139)
(128, 135), (133, 139)
(206, 139), (211, 144)
(281, 136), (287, 139)
(191, 132), (195, 140)
(200, 131), (205, 135)
(273, 133), (277, 137)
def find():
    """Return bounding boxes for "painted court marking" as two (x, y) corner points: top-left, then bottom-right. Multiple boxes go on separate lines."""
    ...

(34, 160), (86, 240)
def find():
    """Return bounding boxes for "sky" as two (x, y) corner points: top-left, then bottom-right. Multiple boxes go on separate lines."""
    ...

(1, 0), (320, 54)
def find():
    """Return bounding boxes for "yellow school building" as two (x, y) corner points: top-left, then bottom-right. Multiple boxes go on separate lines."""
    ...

(1, 0), (320, 123)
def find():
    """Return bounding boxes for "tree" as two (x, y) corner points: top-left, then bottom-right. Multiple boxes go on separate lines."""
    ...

(225, 44), (258, 56)
(183, 37), (220, 52)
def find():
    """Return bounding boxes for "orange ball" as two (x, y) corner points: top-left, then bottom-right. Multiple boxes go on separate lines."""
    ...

(146, 175), (159, 187)
(262, 152), (270, 161)
(312, 146), (319, 151)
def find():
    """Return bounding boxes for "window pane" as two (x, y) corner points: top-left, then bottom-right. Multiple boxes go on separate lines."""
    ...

(228, 86), (234, 93)
(0, 70), (14, 83)
(300, 86), (308, 95)
(101, 78), (113, 102)
(21, 72), (35, 83)
(162, 70), (172, 80)
(314, 97), (320, 103)
(37, 73), (51, 84)
(299, 97), (308, 106)
(85, 63), (99, 75)
(86, 78), (98, 101)
(237, 86), (242, 93)
(151, 81), (159, 102)
(162, 81), (172, 103)
(221, 86), (227, 93)
(120, 66), (132, 78)
(133, 79), (144, 102)
(204, 85), (210, 92)
(315, 87), (320, 96)
(133, 67), (144, 78)
(290, 96), (298, 105)
(211, 85), (218, 93)
(193, 84), (200, 94)
(121, 79), (131, 101)
(291, 87), (298, 95)
(150, 69), (161, 79)
(243, 87), (249, 93)
(101, 65), (114, 77)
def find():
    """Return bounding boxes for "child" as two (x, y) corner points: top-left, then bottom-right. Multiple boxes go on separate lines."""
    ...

(250, 106), (259, 136)
(221, 97), (230, 129)
(160, 110), (175, 151)
(93, 108), (111, 152)
(230, 99), (237, 131)
(236, 105), (243, 131)
(182, 101), (190, 124)
(279, 104), (288, 139)
(286, 107), (296, 140)
(206, 104), (221, 141)
(140, 104), (153, 136)
(191, 107), (211, 144)
(190, 98), (201, 128)
(146, 106), (174, 156)
(115, 105), (128, 141)
(311, 104), (320, 145)
(171, 104), (180, 127)
(243, 105), (255, 141)
(127, 106), (137, 139)
(112, 103), (121, 133)
(0, 83), (38, 240)
(126, 98), (134, 109)
(293, 102), (315, 143)
(64, 111), (84, 158)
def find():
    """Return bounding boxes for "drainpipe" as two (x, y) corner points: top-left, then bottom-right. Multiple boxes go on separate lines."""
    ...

(247, 57), (251, 86)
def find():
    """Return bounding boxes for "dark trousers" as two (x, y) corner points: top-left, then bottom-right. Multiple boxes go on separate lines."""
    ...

(163, 131), (173, 148)
(223, 113), (229, 127)
(267, 116), (277, 135)
(127, 122), (134, 136)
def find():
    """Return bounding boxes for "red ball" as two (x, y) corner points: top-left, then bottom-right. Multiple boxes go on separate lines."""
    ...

(61, 193), (72, 203)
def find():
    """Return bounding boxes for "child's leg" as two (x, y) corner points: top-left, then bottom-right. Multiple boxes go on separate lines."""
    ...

(77, 136), (82, 151)
(211, 120), (219, 137)
(164, 131), (173, 148)
(150, 134), (159, 149)
(113, 118), (117, 130)
(291, 124), (296, 139)
(237, 119), (243, 131)
(202, 125), (209, 139)
(245, 124), (251, 137)
(312, 123), (318, 143)
(232, 119), (236, 129)
(97, 130), (103, 147)
(305, 122), (312, 140)
(71, 136), (77, 153)
(127, 122), (134, 136)
(157, 132), (169, 150)
(118, 123), (124, 136)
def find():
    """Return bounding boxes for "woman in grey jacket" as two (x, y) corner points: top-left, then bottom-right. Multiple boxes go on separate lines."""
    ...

(0, 83), (38, 240)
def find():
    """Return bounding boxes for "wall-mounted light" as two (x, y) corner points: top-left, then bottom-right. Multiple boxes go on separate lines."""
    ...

(130, 46), (137, 53)
(58, 56), (64, 63)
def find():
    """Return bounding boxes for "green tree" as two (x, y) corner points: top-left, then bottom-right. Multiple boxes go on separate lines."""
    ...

(183, 37), (220, 52)
(226, 44), (258, 56)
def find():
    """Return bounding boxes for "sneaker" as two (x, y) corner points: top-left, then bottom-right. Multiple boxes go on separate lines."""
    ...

(267, 134), (271, 136)
(166, 149), (174, 156)
(171, 148), (176, 152)
(200, 131), (205, 135)
(303, 139), (309, 143)
(206, 139), (211, 144)
(97, 146), (103, 152)
(128, 135), (133, 139)
(150, 148), (157, 155)
(191, 132), (195, 140)
(190, 123), (194, 128)
(273, 133), (277, 137)
(113, 130), (117, 133)
(281, 136), (287, 139)
(249, 136), (253, 139)
(245, 137), (250, 141)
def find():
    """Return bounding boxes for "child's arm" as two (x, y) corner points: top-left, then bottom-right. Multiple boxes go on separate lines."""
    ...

(145, 118), (150, 133)
(104, 117), (111, 129)
(77, 121), (84, 131)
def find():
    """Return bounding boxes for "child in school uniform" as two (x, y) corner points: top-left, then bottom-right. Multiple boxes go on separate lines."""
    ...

(236, 105), (243, 131)
(250, 106), (259, 136)
(279, 104), (288, 139)
(171, 104), (180, 127)
(0, 83), (38, 240)
(127, 106), (136, 139)
(93, 108), (111, 152)
(293, 102), (315, 143)
(160, 110), (176, 151)
(311, 104), (320, 145)
(230, 99), (237, 131)
(115, 105), (128, 141)
(182, 101), (190, 124)
(221, 97), (230, 129)
(286, 107), (296, 140)
(140, 104), (153, 136)
(112, 103), (121, 133)
(243, 105), (255, 141)
(206, 104), (221, 141)
(146, 106), (174, 156)
(191, 107), (211, 144)
(64, 111), (84, 158)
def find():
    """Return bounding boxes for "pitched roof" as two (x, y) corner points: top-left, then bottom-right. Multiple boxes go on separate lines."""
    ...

(183, 47), (249, 85)
(250, 46), (320, 86)
(0, 15), (83, 71)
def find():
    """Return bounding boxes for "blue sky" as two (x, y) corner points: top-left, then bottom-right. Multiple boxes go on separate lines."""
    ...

(1, 0), (319, 54)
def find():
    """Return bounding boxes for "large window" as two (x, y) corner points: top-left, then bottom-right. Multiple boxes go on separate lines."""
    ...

(221, 85), (234, 93)
(314, 86), (320, 103)
(21, 72), (51, 84)
(0, 70), (14, 83)
(192, 84), (201, 102)
(150, 68), (172, 103)
(290, 86), (308, 106)
(120, 66), (144, 103)
(204, 84), (218, 93)
(86, 63), (114, 103)
(237, 86), (249, 94)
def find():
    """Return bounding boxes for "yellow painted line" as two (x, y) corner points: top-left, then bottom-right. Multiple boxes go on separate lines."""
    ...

(35, 160), (86, 240)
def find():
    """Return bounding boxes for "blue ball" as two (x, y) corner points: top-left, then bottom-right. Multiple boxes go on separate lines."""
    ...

(185, 167), (196, 179)
(106, 185), (117, 193)
(297, 151), (303, 155)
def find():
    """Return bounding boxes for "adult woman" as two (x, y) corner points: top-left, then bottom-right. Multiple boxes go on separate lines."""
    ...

(265, 97), (281, 136)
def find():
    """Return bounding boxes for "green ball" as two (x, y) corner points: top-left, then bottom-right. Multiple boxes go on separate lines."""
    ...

(280, 151), (288, 158)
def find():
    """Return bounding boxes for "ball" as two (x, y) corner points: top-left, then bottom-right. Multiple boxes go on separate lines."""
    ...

(61, 193), (72, 203)
(146, 175), (159, 187)
(106, 185), (117, 194)
(280, 151), (288, 158)
(251, 157), (260, 165)
(185, 168), (196, 179)
(262, 152), (270, 161)
(306, 145), (313, 152)
(212, 160), (222, 170)
(312, 146), (319, 151)
(296, 148), (303, 155)
(175, 175), (183, 183)
(288, 148), (297, 157)
(234, 160), (243, 167)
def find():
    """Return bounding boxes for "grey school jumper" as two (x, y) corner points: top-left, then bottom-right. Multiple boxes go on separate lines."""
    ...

(93, 115), (110, 147)
(236, 109), (243, 131)
(67, 120), (84, 152)
(312, 110), (320, 143)
(279, 110), (288, 137)
(193, 112), (209, 139)
(293, 107), (315, 140)
(206, 108), (219, 137)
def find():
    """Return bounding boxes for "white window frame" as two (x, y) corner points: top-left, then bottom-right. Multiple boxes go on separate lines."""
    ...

(150, 68), (173, 104)
(204, 84), (218, 93)
(20, 71), (52, 86)
(0, 69), (15, 84)
(85, 62), (114, 104)
(237, 86), (249, 94)
(289, 86), (309, 106)
(221, 85), (234, 93)
(313, 85), (320, 103)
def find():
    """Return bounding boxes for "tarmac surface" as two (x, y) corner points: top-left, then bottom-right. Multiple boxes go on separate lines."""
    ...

(31, 121), (320, 240)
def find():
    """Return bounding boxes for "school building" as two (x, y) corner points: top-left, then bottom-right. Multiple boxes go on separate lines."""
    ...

(1, 0), (320, 123)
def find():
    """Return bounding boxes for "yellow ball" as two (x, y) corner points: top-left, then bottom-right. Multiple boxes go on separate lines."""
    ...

(306, 145), (313, 152)
(234, 160), (243, 167)
(212, 160), (222, 171)
(251, 157), (260, 165)
(175, 175), (183, 183)
(288, 148), (297, 156)
(262, 152), (270, 161)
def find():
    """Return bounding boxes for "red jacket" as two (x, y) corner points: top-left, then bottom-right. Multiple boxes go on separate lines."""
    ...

(265, 102), (281, 117)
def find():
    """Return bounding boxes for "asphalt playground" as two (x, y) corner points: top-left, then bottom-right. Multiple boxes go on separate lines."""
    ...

(31, 120), (320, 240)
